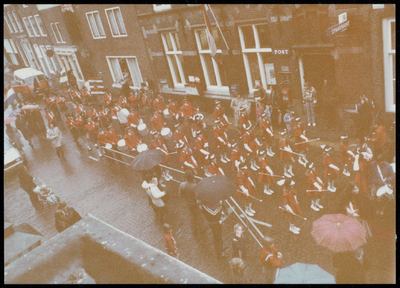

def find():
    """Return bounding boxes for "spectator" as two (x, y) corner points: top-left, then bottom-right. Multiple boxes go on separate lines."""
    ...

(142, 174), (166, 224)
(255, 101), (264, 126)
(6, 124), (24, 155)
(230, 93), (241, 127)
(333, 248), (370, 284)
(178, 170), (204, 237)
(15, 114), (35, 148)
(46, 123), (66, 160)
(367, 121), (388, 156)
(232, 223), (246, 259)
(302, 82), (317, 127)
(230, 257), (250, 284)
(18, 165), (41, 211)
(356, 94), (373, 143)
(253, 80), (267, 106)
(163, 223), (179, 259)
(259, 236), (283, 283)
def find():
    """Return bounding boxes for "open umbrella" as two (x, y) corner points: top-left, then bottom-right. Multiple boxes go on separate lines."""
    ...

(4, 116), (17, 125)
(4, 86), (17, 107)
(311, 214), (366, 253)
(194, 175), (236, 210)
(131, 149), (166, 171)
(274, 263), (335, 284)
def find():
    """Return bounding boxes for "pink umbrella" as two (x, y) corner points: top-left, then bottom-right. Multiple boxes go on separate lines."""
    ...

(4, 116), (17, 125)
(311, 214), (367, 253)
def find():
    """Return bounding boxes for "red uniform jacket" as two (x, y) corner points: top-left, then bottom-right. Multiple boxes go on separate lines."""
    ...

(180, 102), (197, 119)
(104, 93), (112, 106)
(163, 232), (178, 258)
(279, 138), (293, 162)
(323, 154), (339, 179)
(235, 171), (255, 198)
(260, 247), (283, 269)
(89, 108), (99, 121)
(56, 97), (66, 107)
(72, 91), (82, 102)
(65, 118), (76, 131)
(208, 161), (223, 175)
(282, 188), (301, 216)
(239, 114), (251, 134)
(212, 106), (228, 126)
(168, 101), (179, 116)
(97, 131), (107, 146)
(45, 111), (55, 124)
(192, 121), (205, 136)
(75, 104), (85, 115)
(152, 97), (166, 112)
(369, 125), (387, 150)
(84, 121), (99, 134)
(194, 136), (210, 165)
(179, 147), (197, 169)
(293, 124), (308, 151)
(45, 96), (56, 108)
(258, 159), (275, 184)
(151, 114), (164, 131)
(213, 126), (228, 150)
(150, 137), (170, 163)
(230, 148), (242, 171)
(106, 128), (120, 145)
(242, 131), (259, 155)
(260, 118), (274, 143)
(127, 111), (141, 127)
(112, 106), (121, 118)
(174, 127), (189, 146)
(73, 116), (84, 131)
(128, 93), (140, 107)
(305, 170), (325, 196)
(119, 96), (127, 108)
(124, 131), (140, 150)
(340, 144), (354, 166)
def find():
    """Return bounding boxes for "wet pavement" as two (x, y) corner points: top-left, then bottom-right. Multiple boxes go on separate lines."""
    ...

(4, 98), (395, 284)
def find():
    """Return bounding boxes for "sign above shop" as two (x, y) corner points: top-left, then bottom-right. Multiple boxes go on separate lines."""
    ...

(273, 49), (291, 55)
(326, 20), (350, 36)
(338, 12), (347, 24)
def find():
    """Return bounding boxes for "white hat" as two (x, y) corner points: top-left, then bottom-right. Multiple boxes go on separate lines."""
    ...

(340, 135), (348, 139)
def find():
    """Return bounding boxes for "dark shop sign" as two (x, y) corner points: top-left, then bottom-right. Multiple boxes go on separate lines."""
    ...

(273, 49), (291, 55)
(326, 20), (350, 36)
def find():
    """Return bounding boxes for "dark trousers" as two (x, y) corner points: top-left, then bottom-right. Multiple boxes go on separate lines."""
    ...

(23, 189), (41, 210)
(188, 204), (204, 235)
(209, 221), (224, 257)
(55, 145), (65, 159)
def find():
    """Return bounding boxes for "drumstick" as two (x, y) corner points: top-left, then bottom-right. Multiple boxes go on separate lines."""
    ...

(259, 173), (286, 178)
(236, 191), (262, 202)
(279, 148), (304, 156)
(294, 138), (320, 145)
(167, 151), (178, 155)
(306, 189), (330, 192)
(278, 206), (307, 220)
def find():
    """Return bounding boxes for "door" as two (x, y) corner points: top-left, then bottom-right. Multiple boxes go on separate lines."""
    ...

(301, 54), (335, 94)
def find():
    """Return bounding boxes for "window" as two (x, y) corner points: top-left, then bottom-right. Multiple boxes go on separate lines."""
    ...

(50, 22), (65, 43)
(4, 15), (13, 33)
(23, 5), (29, 8)
(162, 32), (186, 88)
(22, 17), (34, 37)
(383, 18), (395, 113)
(153, 4), (172, 12)
(86, 11), (106, 39)
(106, 56), (143, 87)
(40, 45), (55, 74)
(4, 39), (19, 65)
(12, 11), (23, 32)
(105, 7), (127, 37)
(7, 12), (18, 33)
(194, 29), (229, 92)
(15, 41), (29, 66)
(28, 16), (40, 36)
(34, 15), (47, 36)
(22, 42), (39, 69)
(238, 24), (273, 92)
(47, 45), (61, 72)
(33, 44), (49, 76)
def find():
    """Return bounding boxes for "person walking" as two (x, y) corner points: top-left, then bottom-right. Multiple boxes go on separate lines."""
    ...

(356, 94), (374, 143)
(142, 175), (166, 224)
(201, 201), (226, 258)
(230, 257), (250, 284)
(163, 223), (179, 259)
(302, 82), (317, 127)
(18, 165), (41, 211)
(232, 223), (246, 259)
(6, 124), (24, 155)
(46, 123), (66, 160)
(15, 114), (35, 148)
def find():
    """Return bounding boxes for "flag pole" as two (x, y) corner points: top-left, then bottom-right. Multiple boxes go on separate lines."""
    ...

(208, 4), (229, 51)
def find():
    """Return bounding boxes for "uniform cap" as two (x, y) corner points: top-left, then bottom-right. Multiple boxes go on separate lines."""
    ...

(215, 100), (220, 104)
(324, 146), (332, 152)
(210, 154), (215, 160)
(214, 119), (221, 124)
(295, 117), (301, 122)
(340, 135), (348, 139)
(239, 164), (248, 170)
(279, 129), (287, 136)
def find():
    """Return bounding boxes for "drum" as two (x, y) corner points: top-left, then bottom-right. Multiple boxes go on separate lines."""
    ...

(137, 143), (148, 153)
(163, 108), (171, 119)
(117, 139), (128, 152)
(117, 108), (130, 124)
(105, 143), (112, 150)
(138, 123), (149, 136)
(161, 127), (172, 140)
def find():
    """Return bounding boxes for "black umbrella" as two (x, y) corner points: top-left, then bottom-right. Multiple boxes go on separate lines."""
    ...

(131, 149), (166, 171)
(194, 175), (236, 210)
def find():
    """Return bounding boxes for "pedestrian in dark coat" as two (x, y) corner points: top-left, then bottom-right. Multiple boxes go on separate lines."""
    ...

(18, 166), (41, 211)
(356, 95), (373, 142)
(15, 114), (35, 148)
(232, 223), (246, 259)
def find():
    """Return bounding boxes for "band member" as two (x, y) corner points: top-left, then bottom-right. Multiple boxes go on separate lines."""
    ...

(192, 114), (206, 138)
(230, 142), (245, 172)
(75, 103), (86, 118)
(118, 94), (128, 108)
(81, 87), (92, 104)
(106, 127), (121, 148)
(128, 91), (140, 108)
(149, 131), (172, 180)
(259, 237), (283, 284)
(104, 91), (113, 107)
(305, 162), (325, 211)
(177, 141), (198, 174)
(99, 106), (111, 128)
(174, 122), (189, 146)
(194, 130), (210, 174)
(127, 108), (142, 128)
(180, 97), (198, 120)
(279, 130), (295, 178)
(213, 100), (229, 127)
(71, 90), (83, 104)
(367, 122), (388, 156)
(340, 135), (355, 177)
(151, 111), (165, 132)
(84, 117), (101, 155)
(292, 118), (309, 166)
(167, 98), (180, 119)
(152, 94), (166, 113)
(282, 179), (301, 234)
(88, 106), (99, 122)
(45, 107), (56, 126)
(242, 125), (261, 171)
(56, 95), (67, 114)
(235, 164), (256, 216)
(322, 145), (340, 192)
(73, 113), (85, 141)
(124, 127), (141, 152)
(353, 146), (373, 194)
(213, 119), (230, 163)
(258, 151), (275, 195)
(65, 115), (81, 145)
(207, 154), (225, 176)
(111, 105), (122, 119)
(260, 111), (274, 157)
(97, 127), (108, 147)
(238, 107), (251, 135)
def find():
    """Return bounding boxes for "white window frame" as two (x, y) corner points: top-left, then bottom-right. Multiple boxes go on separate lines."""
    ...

(50, 23), (60, 42)
(12, 11), (23, 32)
(161, 32), (186, 88)
(28, 16), (40, 36)
(4, 15), (13, 33)
(34, 15), (47, 36)
(22, 42), (38, 69)
(7, 12), (18, 33)
(4, 39), (19, 65)
(238, 24), (272, 92)
(383, 18), (396, 113)
(51, 22), (65, 43)
(86, 11), (106, 39)
(106, 56), (143, 88)
(15, 41), (29, 66)
(47, 45), (61, 72)
(105, 7), (127, 38)
(194, 29), (229, 93)
(33, 44), (49, 76)
(40, 45), (55, 74)
(22, 17), (33, 37)
(153, 4), (172, 12)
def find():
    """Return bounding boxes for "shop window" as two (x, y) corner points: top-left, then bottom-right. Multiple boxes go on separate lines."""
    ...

(161, 32), (186, 88)
(34, 15), (47, 36)
(107, 56), (143, 87)
(383, 18), (395, 112)
(105, 7), (127, 37)
(86, 11), (106, 39)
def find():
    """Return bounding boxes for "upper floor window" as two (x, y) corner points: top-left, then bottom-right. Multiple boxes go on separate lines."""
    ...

(383, 18), (395, 113)
(161, 32), (185, 87)
(28, 16), (40, 36)
(50, 22), (65, 43)
(105, 7), (126, 37)
(4, 15), (13, 33)
(86, 11), (106, 39)
(12, 11), (23, 32)
(153, 4), (172, 12)
(22, 17), (34, 37)
(34, 15), (47, 36)
(7, 12), (18, 33)
(293, 8), (329, 44)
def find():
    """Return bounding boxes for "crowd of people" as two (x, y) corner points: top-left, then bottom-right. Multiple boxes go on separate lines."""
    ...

(8, 78), (395, 284)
